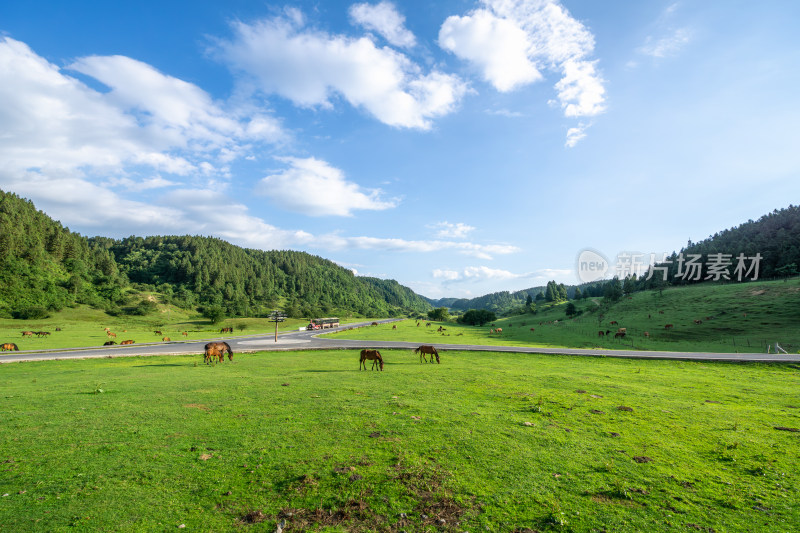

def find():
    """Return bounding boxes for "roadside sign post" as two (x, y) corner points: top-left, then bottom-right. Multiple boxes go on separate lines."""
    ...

(268, 310), (287, 342)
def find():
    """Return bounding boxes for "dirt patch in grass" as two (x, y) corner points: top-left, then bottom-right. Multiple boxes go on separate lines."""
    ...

(184, 403), (211, 411)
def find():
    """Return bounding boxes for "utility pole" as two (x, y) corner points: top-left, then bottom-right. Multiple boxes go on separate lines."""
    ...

(268, 310), (287, 342)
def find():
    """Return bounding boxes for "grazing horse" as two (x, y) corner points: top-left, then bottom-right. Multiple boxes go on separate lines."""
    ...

(598, 330), (605, 337)
(154, 330), (162, 335)
(204, 342), (233, 364)
(36, 331), (51, 337)
(162, 337), (171, 342)
(693, 319), (702, 325)
(495, 328), (502, 333)
(182, 331), (188, 337)
(21, 331), (33, 338)
(644, 332), (650, 338)
(371, 322), (379, 326)
(359, 349), (384, 371)
(614, 331), (626, 339)
(1, 343), (19, 351)
(610, 321), (618, 325)
(530, 328), (535, 332)
(103, 341), (116, 346)
(664, 324), (674, 329)
(220, 326), (233, 334)
(392, 325), (397, 330)
(107, 331), (117, 338)
(414, 345), (440, 364)
(120, 340), (135, 345)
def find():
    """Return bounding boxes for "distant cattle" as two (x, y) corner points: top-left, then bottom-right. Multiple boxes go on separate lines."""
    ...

(614, 331), (626, 339)
(598, 331), (605, 337)
(617, 328), (627, 334)
(665, 324), (674, 329)
(530, 328), (535, 332)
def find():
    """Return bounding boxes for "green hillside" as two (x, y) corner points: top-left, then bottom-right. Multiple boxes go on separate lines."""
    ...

(0, 190), (430, 320)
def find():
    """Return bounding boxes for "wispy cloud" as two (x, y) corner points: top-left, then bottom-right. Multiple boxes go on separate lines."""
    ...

(638, 28), (691, 58)
(432, 266), (574, 283)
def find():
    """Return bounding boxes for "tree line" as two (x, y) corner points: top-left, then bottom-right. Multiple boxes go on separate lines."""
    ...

(0, 190), (431, 320)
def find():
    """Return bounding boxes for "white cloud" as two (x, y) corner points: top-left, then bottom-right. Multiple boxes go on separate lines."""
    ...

(565, 122), (589, 147)
(0, 37), (283, 184)
(433, 265), (528, 282)
(439, 0), (606, 138)
(215, 13), (468, 129)
(432, 266), (574, 284)
(257, 156), (398, 216)
(319, 236), (518, 259)
(428, 221), (476, 239)
(439, 9), (541, 92)
(432, 269), (462, 281)
(349, 2), (417, 48)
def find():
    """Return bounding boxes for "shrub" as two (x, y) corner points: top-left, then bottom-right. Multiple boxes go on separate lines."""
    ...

(12, 306), (50, 320)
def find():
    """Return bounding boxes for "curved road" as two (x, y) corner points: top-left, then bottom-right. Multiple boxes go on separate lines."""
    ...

(2, 318), (798, 363)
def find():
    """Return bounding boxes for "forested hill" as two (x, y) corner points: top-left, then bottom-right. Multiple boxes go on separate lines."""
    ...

(0, 190), (430, 319)
(428, 286), (545, 314)
(672, 205), (800, 280)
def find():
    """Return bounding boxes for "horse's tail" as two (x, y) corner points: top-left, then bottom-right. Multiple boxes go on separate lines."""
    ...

(13, 343), (19, 351)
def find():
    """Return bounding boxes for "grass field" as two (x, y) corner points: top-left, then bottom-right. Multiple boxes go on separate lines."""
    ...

(0, 302), (364, 352)
(328, 280), (800, 354)
(1, 349), (799, 531)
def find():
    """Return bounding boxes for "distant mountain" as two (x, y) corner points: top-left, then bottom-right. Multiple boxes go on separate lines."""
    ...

(0, 189), (431, 319)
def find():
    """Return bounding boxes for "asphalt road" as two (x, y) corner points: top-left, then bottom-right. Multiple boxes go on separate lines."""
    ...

(2, 318), (799, 363)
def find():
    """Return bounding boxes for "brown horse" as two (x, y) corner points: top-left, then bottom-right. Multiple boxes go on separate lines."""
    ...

(204, 342), (233, 364)
(162, 337), (171, 342)
(21, 331), (33, 338)
(359, 349), (384, 371)
(120, 340), (135, 345)
(2, 343), (19, 351)
(414, 345), (439, 364)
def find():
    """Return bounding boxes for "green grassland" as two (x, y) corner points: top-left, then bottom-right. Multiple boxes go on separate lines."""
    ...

(0, 298), (361, 351)
(328, 280), (800, 354)
(1, 349), (799, 531)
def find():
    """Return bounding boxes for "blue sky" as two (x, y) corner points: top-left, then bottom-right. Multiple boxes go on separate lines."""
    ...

(1, 1), (799, 299)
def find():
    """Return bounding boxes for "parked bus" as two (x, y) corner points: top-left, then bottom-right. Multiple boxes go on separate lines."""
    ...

(307, 317), (340, 330)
